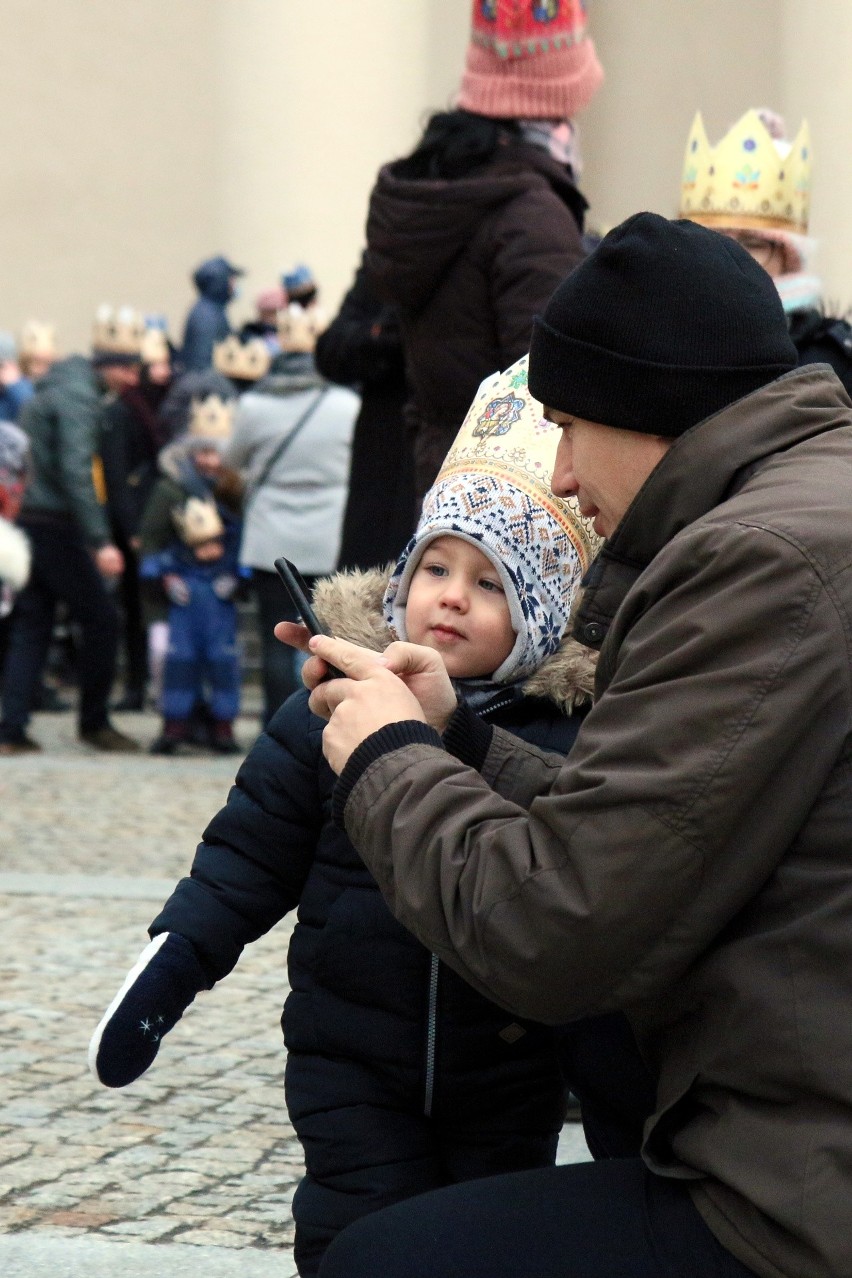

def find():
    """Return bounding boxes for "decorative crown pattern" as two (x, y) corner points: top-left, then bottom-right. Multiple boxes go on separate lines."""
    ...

(472, 0), (588, 61)
(213, 335), (271, 382)
(438, 354), (600, 573)
(679, 109), (811, 234)
(19, 320), (58, 359)
(172, 496), (224, 548)
(188, 394), (234, 442)
(92, 305), (146, 356)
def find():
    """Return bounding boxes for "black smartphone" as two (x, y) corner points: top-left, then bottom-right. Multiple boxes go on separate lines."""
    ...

(273, 557), (344, 679)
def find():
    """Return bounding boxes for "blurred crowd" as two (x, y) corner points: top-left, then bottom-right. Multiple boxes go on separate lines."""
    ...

(2, 2), (852, 763)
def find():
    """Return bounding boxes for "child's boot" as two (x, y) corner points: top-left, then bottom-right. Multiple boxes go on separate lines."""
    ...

(149, 719), (189, 755)
(210, 720), (241, 755)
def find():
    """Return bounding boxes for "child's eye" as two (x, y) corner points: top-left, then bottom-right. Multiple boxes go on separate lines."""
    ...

(479, 578), (503, 593)
(425, 563), (447, 578)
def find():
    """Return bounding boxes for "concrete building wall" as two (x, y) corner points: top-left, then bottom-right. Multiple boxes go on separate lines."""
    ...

(1, 2), (850, 355)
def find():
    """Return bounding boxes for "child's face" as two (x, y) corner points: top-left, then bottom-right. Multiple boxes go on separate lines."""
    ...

(404, 535), (516, 679)
(194, 538), (225, 563)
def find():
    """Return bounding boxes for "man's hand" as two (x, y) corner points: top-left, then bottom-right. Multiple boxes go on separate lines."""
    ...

(274, 625), (457, 732)
(95, 544), (124, 578)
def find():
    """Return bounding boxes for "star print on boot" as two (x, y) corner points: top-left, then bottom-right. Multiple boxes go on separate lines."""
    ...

(88, 932), (211, 1088)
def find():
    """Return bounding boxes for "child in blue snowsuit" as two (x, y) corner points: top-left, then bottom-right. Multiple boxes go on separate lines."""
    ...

(90, 360), (626, 1276)
(141, 494), (247, 754)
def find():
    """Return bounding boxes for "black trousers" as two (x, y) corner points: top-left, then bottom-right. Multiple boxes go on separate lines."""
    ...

(318, 1158), (757, 1278)
(0, 520), (118, 738)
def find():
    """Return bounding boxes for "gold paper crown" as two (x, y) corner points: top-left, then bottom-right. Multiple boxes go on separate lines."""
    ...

(140, 327), (170, 365)
(679, 109), (811, 234)
(92, 305), (146, 357)
(277, 303), (328, 354)
(438, 355), (601, 573)
(172, 496), (224, 547)
(213, 335), (271, 381)
(20, 320), (58, 359)
(188, 394), (234, 442)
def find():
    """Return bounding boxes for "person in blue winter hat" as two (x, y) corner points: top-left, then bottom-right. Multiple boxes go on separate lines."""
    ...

(282, 262), (318, 309)
(181, 255), (245, 372)
(89, 357), (607, 1277)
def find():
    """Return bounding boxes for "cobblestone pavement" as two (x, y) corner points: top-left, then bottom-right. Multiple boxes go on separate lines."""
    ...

(0, 707), (588, 1275)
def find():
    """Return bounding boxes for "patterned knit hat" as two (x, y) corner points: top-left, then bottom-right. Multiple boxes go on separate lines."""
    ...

(384, 355), (600, 683)
(456, 1), (603, 121)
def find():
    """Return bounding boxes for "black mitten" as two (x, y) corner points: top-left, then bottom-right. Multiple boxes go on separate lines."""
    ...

(88, 932), (210, 1088)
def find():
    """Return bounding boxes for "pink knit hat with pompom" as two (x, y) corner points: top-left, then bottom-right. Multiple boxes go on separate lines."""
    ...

(456, 1), (603, 121)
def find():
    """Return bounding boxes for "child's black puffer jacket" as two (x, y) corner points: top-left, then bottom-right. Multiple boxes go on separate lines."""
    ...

(149, 568), (597, 1275)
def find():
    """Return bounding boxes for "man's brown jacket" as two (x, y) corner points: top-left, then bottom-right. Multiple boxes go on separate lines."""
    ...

(339, 366), (852, 1278)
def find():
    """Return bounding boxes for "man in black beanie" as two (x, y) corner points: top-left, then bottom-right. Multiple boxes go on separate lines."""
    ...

(278, 212), (852, 1278)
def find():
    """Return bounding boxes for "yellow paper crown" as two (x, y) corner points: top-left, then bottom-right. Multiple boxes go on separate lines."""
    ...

(20, 320), (58, 359)
(140, 327), (170, 365)
(679, 109), (811, 234)
(188, 394), (234, 442)
(437, 355), (601, 573)
(92, 305), (146, 357)
(213, 335), (271, 382)
(277, 303), (328, 354)
(172, 496), (224, 547)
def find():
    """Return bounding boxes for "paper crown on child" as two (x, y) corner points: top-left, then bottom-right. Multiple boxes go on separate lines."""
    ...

(277, 303), (328, 354)
(91, 305), (146, 359)
(384, 354), (602, 684)
(456, 0), (603, 121)
(213, 334), (272, 382)
(19, 320), (58, 360)
(679, 108), (811, 235)
(171, 496), (225, 547)
(140, 324), (171, 366)
(187, 393), (234, 443)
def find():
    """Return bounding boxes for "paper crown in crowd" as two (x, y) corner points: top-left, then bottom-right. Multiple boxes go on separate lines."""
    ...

(20, 320), (58, 361)
(679, 108), (811, 234)
(187, 393), (234, 443)
(456, 0), (603, 121)
(213, 335), (272, 382)
(277, 303), (328, 354)
(92, 305), (146, 358)
(172, 496), (224, 548)
(384, 355), (601, 683)
(140, 325), (171, 366)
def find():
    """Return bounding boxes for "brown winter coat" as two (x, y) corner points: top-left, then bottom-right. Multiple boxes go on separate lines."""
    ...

(340, 366), (852, 1278)
(365, 143), (586, 493)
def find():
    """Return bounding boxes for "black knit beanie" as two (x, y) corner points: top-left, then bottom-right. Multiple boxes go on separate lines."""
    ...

(528, 212), (798, 437)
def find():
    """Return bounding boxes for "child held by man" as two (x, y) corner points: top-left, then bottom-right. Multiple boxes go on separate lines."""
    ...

(90, 357), (600, 1276)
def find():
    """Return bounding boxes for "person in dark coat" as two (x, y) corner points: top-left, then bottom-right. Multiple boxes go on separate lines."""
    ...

(315, 254), (414, 571)
(100, 327), (174, 709)
(181, 256), (245, 373)
(364, 1), (602, 495)
(0, 308), (145, 754)
(679, 106), (852, 395)
(89, 367), (605, 1275)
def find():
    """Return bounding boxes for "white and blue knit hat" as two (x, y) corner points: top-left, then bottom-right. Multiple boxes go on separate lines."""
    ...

(384, 356), (601, 684)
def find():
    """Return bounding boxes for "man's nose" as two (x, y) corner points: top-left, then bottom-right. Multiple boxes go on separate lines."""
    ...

(551, 434), (576, 497)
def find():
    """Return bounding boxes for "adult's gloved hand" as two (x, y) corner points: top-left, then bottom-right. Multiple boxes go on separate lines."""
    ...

(88, 932), (211, 1088)
(162, 574), (190, 606)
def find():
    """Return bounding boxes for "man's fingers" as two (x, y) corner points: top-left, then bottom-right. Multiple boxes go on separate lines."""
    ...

(308, 635), (388, 680)
(381, 640), (445, 677)
(274, 621), (313, 652)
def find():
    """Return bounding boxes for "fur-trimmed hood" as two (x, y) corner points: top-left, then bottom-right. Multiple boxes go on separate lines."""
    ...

(0, 516), (30, 591)
(313, 566), (596, 713)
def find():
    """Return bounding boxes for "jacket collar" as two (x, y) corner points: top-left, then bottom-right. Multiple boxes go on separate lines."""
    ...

(573, 365), (852, 649)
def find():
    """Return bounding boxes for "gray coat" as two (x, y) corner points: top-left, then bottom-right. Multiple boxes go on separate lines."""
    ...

(225, 361), (357, 577)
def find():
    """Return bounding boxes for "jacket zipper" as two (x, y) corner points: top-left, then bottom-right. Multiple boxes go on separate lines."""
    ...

(424, 953), (440, 1117)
